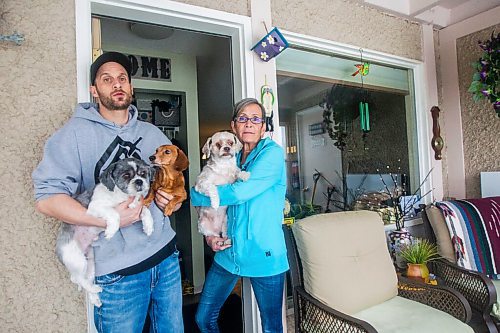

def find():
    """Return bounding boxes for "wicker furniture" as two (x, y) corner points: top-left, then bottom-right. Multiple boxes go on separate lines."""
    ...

(285, 211), (473, 333)
(422, 205), (499, 333)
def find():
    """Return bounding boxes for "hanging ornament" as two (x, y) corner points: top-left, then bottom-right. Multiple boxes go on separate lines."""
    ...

(359, 102), (370, 132)
(251, 26), (289, 62)
(355, 49), (371, 150)
(261, 81), (275, 132)
(352, 63), (370, 77)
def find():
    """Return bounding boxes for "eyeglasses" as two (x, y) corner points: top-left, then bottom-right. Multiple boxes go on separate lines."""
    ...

(235, 116), (264, 124)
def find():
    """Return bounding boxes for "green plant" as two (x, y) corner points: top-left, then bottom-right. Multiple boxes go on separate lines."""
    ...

(399, 239), (439, 264)
(288, 203), (321, 220)
(468, 31), (500, 117)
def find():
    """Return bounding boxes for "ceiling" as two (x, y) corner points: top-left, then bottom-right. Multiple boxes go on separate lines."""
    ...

(352, 0), (500, 28)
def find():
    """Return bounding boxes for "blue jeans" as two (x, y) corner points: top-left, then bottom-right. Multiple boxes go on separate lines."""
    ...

(195, 262), (285, 333)
(94, 251), (183, 333)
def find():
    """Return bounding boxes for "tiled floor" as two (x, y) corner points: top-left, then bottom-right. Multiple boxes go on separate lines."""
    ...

(286, 313), (295, 332)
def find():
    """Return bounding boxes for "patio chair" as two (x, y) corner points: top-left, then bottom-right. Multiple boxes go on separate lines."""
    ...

(422, 203), (499, 333)
(285, 210), (473, 333)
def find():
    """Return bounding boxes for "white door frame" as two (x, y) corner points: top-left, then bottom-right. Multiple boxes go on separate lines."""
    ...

(281, 30), (440, 203)
(74, 1), (255, 332)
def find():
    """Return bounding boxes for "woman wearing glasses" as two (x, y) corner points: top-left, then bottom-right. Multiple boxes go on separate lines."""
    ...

(191, 98), (289, 333)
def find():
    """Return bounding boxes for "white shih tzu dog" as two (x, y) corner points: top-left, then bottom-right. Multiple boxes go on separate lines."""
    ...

(195, 132), (250, 245)
(55, 158), (154, 307)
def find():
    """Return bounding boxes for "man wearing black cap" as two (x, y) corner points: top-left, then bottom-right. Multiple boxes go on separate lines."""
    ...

(33, 52), (184, 332)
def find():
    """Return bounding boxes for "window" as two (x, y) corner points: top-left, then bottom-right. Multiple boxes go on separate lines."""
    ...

(277, 48), (420, 213)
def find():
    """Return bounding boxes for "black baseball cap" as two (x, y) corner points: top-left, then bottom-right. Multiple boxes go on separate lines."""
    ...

(90, 51), (132, 85)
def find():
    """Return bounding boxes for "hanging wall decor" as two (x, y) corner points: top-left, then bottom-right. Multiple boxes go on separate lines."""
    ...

(351, 63), (370, 77)
(261, 82), (275, 132)
(251, 27), (289, 62)
(468, 31), (500, 117)
(430, 106), (444, 160)
(355, 49), (371, 138)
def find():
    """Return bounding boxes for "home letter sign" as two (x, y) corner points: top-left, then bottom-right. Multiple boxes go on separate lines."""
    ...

(127, 54), (171, 82)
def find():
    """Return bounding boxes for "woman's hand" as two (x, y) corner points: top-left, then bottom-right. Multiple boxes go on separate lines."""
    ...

(205, 235), (231, 252)
(115, 196), (144, 227)
(154, 189), (182, 215)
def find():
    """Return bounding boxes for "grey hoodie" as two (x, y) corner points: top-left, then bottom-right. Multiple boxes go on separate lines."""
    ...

(33, 103), (175, 276)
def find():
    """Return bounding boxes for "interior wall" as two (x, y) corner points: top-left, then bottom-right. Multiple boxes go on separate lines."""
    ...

(297, 107), (343, 210)
(344, 91), (410, 179)
(456, 23), (500, 198)
(196, 40), (234, 143)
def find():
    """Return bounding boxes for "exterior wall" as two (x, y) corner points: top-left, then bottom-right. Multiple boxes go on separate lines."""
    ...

(0, 0), (426, 332)
(271, 0), (422, 61)
(175, 0), (249, 16)
(456, 23), (500, 198)
(0, 0), (85, 332)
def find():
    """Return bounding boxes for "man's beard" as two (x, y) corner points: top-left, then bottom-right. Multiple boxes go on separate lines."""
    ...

(96, 88), (132, 111)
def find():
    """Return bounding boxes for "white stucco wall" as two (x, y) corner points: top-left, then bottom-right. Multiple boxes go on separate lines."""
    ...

(456, 24), (500, 198)
(271, 0), (423, 61)
(0, 0), (86, 332)
(0, 0), (427, 331)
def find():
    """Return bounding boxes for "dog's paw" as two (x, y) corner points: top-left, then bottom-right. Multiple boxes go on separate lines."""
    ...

(239, 171), (251, 181)
(141, 209), (154, 236)
(143, 222), (154, 236)
(89, 284), (102, 294)
(104, 226), (119, 239)
(89, 292), (102, 308)
(210, 197), (220, 209)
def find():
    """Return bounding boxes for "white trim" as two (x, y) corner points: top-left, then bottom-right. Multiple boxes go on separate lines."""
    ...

(422, 24), (443, 201)
(281, 30), (437, 203)
(75, 0), (92, 103)
(75, 1), (255, 332)
(438, 5), (500, 199)
(76, 0), (255, 102)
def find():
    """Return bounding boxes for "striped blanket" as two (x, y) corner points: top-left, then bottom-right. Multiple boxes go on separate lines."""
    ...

(436, 197), (500, 279)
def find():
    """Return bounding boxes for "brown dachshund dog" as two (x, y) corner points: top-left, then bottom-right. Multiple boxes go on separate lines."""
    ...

(144, 145), (189, 216)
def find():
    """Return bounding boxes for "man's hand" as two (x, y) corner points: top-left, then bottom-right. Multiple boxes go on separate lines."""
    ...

(205, 235), (231, 252)
(115, 196), (144, 227)
(154, 189), (182, 215)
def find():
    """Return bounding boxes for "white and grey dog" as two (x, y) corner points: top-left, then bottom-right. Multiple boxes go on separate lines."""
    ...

(55, 158), (154, 307)
(195, 132), (250, 244)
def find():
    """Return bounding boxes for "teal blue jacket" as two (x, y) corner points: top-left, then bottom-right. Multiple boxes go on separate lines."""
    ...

(191, 138), (289, 277)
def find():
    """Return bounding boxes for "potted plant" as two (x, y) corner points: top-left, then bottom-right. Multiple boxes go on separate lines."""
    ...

(399, 238), (439, 283)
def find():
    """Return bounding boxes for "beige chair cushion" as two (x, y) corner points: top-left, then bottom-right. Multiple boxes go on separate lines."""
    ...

(292, 211), (398, 314)
(353, 296), (474, 333)
(425, 205), (456, 263)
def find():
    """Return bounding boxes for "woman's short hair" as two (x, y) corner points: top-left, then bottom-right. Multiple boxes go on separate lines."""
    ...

(232, 98), (266, 120)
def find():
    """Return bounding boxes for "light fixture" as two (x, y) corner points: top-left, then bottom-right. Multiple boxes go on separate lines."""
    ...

(129, 23), (175, 40)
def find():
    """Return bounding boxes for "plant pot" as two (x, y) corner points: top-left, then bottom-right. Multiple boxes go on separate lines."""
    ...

(406, 263), (430, 283)
(388, 228), (412, 269)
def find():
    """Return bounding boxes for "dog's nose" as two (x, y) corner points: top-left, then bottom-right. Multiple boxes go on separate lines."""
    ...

(149, 155), (155, 162)
(223, 146), (230, 152)
(134, 179), (143, 187)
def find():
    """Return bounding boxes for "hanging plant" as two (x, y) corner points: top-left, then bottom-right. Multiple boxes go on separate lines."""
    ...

(468, 31), (500, 117)
(321, 85), (360, 151)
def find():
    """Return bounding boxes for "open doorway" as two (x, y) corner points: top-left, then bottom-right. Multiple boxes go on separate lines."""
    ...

(94, 16), (243, 332)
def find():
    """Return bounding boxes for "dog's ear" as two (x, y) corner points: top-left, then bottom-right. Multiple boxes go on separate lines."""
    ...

(149, 165), (156, 184)
(202, 137), (212, 159)
(99, 162), (116, 191)
(174, 147), (189, 172)
(233, 134), (243, 152)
